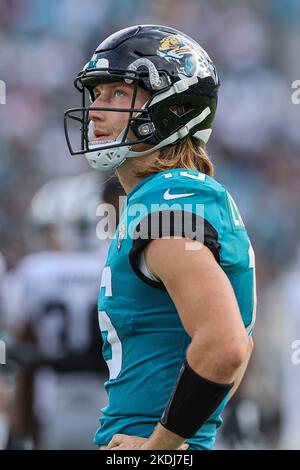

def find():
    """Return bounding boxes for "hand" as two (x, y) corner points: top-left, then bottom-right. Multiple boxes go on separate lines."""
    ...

(106, 433), (189, 451)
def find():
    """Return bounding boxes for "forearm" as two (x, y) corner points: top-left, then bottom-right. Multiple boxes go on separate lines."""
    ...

(144, 338), (251, 450)
(145, 355), (236, 449)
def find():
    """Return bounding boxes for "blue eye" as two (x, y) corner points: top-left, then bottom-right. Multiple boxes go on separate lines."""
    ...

(115, 89), (126, 97)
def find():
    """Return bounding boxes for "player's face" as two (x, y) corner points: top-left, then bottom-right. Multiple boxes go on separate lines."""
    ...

(88, 82), (150, 143)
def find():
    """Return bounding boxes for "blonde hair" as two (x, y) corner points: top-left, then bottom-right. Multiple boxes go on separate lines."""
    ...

(134, 136), (214, 179)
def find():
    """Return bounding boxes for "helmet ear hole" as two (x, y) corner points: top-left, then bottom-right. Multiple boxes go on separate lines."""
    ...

(170, 104), (194, 117)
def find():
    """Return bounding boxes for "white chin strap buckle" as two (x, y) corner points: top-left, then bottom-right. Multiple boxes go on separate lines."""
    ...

(85, 123), (131, 171)
(85, 143), (131, 171)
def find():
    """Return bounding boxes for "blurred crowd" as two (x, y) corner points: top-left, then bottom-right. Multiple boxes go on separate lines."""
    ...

(0, 0), (300, 449)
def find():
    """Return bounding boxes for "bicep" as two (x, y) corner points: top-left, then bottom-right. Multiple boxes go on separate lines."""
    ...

(145, 237), (246, 341)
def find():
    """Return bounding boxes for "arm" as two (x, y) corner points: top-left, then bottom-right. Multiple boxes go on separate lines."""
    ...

(141, 237), (250, 450)
(227, 336), (254, 402)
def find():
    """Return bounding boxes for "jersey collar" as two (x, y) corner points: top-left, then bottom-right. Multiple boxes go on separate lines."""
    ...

(126, 172), (160, 201)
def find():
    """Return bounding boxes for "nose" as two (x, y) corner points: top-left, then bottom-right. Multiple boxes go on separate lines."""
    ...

(88, 97), (106, 121)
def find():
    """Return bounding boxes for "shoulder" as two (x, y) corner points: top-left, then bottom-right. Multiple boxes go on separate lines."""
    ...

(127, 169), (228, 243)
(128, 171), (227, 280)
(130, 169), (227, 207)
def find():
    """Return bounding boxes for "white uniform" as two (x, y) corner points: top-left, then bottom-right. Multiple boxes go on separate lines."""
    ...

(2, 246), (109, 449)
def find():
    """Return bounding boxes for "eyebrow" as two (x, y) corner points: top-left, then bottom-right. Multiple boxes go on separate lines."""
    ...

(93, 82), (132, 92)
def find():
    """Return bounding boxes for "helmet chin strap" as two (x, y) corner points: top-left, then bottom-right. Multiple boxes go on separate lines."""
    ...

(86, 125), (131, 171)
(126, 106), (212, 158)
(86, 106), (211, 171)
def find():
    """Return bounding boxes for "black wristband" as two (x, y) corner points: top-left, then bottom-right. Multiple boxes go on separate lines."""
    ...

(160, 359), (234, 439)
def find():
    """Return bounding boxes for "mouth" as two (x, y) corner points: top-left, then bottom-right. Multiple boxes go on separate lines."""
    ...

(93, 131), (111, 141)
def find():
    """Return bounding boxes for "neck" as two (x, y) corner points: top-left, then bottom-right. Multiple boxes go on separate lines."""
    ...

(116, 151), (159, 194)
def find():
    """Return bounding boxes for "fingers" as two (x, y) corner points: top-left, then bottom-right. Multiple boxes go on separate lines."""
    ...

(106, 434), (132, 450)
(106, 433), (189, 451)
(107, 433), (127, 449)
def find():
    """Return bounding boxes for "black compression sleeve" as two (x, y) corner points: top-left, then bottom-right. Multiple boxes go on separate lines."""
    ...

(160, 359), (234, 439)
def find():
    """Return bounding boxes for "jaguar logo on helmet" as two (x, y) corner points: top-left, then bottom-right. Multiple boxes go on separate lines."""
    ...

(159, 36), (192, 56)
(158, 35), (218, 83)
(158, 35), (195, 77)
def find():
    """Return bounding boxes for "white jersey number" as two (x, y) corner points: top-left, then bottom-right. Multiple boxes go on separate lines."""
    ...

(98, 266), (122, 380)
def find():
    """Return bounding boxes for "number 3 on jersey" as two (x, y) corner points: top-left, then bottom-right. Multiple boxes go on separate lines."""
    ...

(98, 266), (122, 380)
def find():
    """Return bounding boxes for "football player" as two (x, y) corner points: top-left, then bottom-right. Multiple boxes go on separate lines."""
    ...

(65, 25), (256, 450)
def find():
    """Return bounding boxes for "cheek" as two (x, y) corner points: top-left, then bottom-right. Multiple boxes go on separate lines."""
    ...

(111, 111), (130, 131)
(135, 90), (150, 108)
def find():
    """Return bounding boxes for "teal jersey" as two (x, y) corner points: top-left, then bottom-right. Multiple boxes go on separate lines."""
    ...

(94, 168), (256, 450)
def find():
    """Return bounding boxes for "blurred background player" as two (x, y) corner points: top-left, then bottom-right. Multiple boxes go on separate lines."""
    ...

(1, 173), (124, 449)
